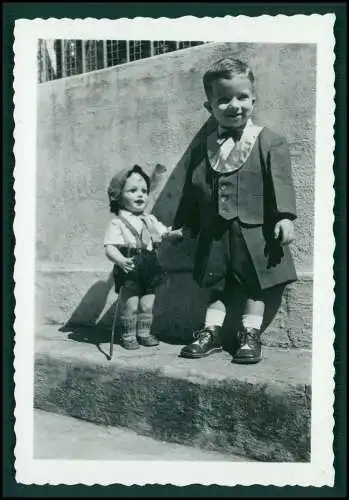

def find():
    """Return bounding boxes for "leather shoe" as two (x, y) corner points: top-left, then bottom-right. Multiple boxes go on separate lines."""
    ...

(180, 326), (222, 359)
(137, 335), (160, 347)
(233, 327), (262, 364)
(120, 337), (140, 350)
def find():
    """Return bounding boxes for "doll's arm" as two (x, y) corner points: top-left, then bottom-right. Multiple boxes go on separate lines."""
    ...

(104, 245), (135, 273)
(162, 227), (187, 241)
(149, 217), (185, 241)
(146, 216), (179, 241)
(104, 219), (135, 272)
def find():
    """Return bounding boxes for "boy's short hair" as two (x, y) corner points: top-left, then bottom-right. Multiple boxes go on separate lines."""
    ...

(203, 58), (255, 98)
(108, 164), (150, 214)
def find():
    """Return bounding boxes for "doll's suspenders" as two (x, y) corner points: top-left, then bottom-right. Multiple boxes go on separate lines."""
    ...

(117, 214), (147, 251)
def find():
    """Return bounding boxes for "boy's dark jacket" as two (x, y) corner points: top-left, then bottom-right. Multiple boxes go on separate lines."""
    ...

(172, 118), (298, 290)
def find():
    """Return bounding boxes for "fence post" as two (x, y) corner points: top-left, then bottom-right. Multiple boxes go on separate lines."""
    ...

(81, 40), (86, 73)
(126, 40), (130, 62)
(42, 40), (47, 82)
(61, 40), (66, 77)
(103, 40), (108, 68)
(150, 41), (154, 57)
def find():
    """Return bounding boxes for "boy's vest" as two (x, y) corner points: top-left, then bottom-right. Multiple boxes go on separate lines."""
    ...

(189, 125), (296, 229)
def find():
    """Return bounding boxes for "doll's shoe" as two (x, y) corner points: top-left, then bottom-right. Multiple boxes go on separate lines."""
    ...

(137, 335), (159, 347)
(120, 337), (140, 350)
(233, 327), (262, 364)
(180, 326), (222, 358)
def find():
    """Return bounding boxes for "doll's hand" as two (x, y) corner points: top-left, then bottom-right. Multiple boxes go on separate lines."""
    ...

(274, 219), (295, 246)
(118, 257), (136, 273)
(163, 228), (184, 241)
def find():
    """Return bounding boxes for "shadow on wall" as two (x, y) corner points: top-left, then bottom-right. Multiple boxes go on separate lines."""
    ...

(59, 273), (115, 343)
(61, 118), (284, 349)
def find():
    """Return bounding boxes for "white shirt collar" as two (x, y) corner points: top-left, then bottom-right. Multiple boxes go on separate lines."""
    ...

(118, 209), (144, 220)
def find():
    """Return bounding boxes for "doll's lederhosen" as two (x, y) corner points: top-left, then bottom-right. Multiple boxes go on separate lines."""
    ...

(173, 121), (298, 297)
(113, 215), (164, 294)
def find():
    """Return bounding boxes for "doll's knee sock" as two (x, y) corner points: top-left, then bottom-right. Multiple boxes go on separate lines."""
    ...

(242, 298), (265, 330)
(137, 312), (153, 339)
(120, 315), (137, 341)
(205, 301), (226, 328)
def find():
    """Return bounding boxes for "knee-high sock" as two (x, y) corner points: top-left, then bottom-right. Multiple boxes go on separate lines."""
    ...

(120, 315), (137, 340)
(242, 314), (263, 330)
(137, 312), (153, 339)
(242, 298), (264, 330)
(204, 306), (226, 328)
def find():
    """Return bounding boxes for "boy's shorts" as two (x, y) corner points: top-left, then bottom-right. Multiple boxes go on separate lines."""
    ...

(113, 248), (164, 295)
(194, 218), (262, 299)
(225, 220), (262, 297)
(194, 216), (297, 301)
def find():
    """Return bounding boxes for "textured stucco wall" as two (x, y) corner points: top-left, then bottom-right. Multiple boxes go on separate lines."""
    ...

(36, 42), (316, 343)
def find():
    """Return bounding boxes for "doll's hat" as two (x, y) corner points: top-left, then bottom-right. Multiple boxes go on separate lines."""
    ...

(107, 165), (150, 202)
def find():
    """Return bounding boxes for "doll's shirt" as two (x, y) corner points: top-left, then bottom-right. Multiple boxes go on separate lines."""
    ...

(104, 209), (168, 251)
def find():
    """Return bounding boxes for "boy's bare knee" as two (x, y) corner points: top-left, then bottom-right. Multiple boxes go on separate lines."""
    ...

(139, 294), (155, 314)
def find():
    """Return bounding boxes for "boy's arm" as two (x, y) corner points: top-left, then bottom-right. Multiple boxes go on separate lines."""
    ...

(172, 160), (200, 236)
(264, 135), (297, 246)
(267, 135), (297, 221)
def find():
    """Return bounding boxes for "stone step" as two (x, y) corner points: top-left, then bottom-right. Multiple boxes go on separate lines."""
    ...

(34, 325), (312, 463)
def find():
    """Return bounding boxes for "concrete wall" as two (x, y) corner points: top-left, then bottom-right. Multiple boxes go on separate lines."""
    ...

(36, 42), (316, 348)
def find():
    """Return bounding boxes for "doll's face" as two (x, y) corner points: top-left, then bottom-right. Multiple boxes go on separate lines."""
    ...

(120, 173), (149, 214)
(204, 75), (256, 131)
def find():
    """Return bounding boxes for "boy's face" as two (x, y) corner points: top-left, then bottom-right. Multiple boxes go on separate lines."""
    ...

(205, 75), (256, 131)
(120, 173), (149, 214)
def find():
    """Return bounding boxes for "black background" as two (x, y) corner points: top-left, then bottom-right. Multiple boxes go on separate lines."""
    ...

(2, 2), (347, 498)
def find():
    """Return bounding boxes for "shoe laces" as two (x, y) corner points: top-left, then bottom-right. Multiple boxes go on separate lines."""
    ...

(193, 328), (213, 345)
(238, 328), (260, 347)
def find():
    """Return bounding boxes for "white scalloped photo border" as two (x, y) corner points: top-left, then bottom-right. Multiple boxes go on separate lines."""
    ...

(13, 14), (336, 487)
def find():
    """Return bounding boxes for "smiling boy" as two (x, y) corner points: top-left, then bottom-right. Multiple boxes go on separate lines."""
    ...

(173, 58), (298, 364)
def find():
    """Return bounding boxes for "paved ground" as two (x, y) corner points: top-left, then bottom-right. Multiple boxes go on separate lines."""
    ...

(34, 410), (254, 461)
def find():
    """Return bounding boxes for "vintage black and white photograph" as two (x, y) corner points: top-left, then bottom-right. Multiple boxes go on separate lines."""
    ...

(14, 15), (335, 486)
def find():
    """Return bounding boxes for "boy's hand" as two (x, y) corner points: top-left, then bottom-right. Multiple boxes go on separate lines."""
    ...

(274, 219), (295, 246)
(118, 257), (135, 273)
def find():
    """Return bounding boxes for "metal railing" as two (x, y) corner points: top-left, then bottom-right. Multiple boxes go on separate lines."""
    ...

(38, 39), (207, 83)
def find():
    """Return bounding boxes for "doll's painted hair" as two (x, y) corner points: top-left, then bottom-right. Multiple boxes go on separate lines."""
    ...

(203, 58), (255, 99)
(108, 164), (150, 215)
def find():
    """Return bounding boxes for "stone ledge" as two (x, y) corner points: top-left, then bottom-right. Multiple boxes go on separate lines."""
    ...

(35, 326), (311, 462)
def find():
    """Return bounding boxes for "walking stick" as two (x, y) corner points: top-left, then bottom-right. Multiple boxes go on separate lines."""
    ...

(109, 294), (120, 360)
